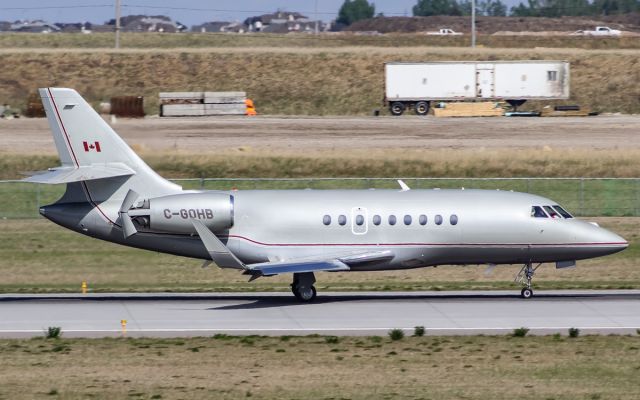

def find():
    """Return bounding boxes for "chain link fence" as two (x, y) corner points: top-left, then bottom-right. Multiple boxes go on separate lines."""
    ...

(1, 177), (640, 219)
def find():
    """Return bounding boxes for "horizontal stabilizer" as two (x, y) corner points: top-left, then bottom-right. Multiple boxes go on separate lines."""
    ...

(246, 260), (350, 277)
(23, 162), (135, 184)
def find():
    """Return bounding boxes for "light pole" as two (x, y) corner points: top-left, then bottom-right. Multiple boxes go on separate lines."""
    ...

(471, 0), (476, 48)
(314, 0), (319, 35)
(115, 0), (121, 49)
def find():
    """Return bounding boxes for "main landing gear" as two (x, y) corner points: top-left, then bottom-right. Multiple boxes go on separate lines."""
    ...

(515, 263), (541, 299)
(291, 272), (317, 302)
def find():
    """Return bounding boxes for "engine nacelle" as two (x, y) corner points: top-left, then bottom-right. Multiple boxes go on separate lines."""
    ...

(131, 192), (234, 234)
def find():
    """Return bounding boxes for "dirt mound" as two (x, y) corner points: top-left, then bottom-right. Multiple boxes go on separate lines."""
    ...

(346, 15), (640, 34)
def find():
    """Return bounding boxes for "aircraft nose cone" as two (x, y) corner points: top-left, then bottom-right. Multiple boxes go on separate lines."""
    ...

(603, 229), (628, 247)
(591, 225), (628, 256)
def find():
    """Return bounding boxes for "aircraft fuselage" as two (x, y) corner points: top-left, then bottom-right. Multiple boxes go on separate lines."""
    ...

(41, 188), (628, 271)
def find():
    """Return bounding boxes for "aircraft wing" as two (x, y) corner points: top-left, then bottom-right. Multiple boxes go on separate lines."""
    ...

(244, 249), (395, 279)
(245, 259), (350, 277)
(191, 219), (394, 279)
(244, 249), (394, 279)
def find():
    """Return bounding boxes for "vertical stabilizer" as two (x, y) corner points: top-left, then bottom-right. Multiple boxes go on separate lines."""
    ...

(38, 88), (181, 221)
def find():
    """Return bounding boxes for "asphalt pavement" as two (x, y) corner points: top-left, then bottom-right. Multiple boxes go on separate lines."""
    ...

(0, 290), (638, 338)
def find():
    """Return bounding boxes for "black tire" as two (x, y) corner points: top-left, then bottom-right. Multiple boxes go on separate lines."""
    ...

(389, 102), (405, 116)
(521, 288), (533, 299)
(291, 284), (301, 300)
(415, 101), (430, 116)
(294, 285), (317, 302)
(506, 99), (527, 110)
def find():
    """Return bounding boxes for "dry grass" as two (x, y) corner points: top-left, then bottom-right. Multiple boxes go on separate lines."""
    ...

(3, 149), (640, 180)
(141, 149), (640, 179)
(0, 335), (639, 399)
(1, 46), (640, 115)
(1, 32), (640, 50)
(0, 218), (636, 293)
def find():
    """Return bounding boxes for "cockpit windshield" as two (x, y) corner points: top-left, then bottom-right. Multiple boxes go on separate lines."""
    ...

(531, 204), (574, 219)
(531, 206), (548, 218)
(553, 205), (573, 219)
(543, 206), (560, 218)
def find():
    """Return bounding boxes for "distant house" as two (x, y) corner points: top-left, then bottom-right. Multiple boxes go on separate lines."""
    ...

(243, 11), (323, 33)
(0, 21), (10, 32)
(54, 22), (93, 33)
(106, 15), (187, 33)
(263, 20), (318, 33)
(191, 21), (246, 33)
(90, 24), (115, 33)
(10, 20), (60, 33)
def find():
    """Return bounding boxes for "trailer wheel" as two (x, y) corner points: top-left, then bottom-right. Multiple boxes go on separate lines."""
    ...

(506, 99), (526, 111)
(390, 102), (405, 116)
(415, 101), (430, 116)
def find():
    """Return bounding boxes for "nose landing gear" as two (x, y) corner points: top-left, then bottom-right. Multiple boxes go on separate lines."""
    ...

(521, 287), (533, 299)
(515, 263), (541, 299)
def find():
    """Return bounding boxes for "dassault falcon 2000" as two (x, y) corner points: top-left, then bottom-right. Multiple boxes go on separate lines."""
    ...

(28, 88), (628, 301)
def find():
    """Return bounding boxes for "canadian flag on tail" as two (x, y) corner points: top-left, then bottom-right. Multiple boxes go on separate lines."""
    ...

(83, 141), (101, 152)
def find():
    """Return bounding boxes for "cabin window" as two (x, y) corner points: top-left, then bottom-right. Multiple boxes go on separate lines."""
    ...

(450, 214), (458, 225)
(373, 215), (381, 225)
(547, 70), (557, 81)
(419, 214), (427, 225)
(531, 206), (548, 218)
(356, 215), (364, 226)
(553, 205), (573, 219)
(323, 215), (331, 225)
(388, 215), (397, 225)
(338, 215), (347, 225)
(435, 214), (443, 225)
(404, 215), (412, 225)
(543, 206), (561, 219)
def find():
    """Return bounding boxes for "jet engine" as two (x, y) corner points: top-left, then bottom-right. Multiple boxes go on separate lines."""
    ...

(120, 191), (234, 237)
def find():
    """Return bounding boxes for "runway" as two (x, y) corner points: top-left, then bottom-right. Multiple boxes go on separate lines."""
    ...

(0, 290), (639, 338)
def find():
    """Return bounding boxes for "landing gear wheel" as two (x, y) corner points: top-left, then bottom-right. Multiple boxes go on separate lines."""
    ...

(389, 102), (405, 116)
(292, 284), (317, 302)
(415, 101), (430, 116)
(291, 272), (317, 302)
(521, 288), (533, 299)
(515, 263), (540, 300)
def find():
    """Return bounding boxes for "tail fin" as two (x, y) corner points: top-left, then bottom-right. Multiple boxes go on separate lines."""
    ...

(28, 88), (180, 214)
(38, 88), (148, 170)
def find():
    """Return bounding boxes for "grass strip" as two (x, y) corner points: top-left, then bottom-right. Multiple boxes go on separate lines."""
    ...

(0, 335), (639, 399)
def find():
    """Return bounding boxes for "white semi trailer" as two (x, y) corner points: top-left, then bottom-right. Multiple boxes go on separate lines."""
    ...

(384, 61), (570, 116)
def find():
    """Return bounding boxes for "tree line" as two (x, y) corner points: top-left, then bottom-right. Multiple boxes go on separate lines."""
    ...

(337, 0), (640, 25)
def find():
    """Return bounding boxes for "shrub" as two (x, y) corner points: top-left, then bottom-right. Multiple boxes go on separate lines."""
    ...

(212, 334), (232, 340)
(45, 327), (61, 339)
(512, 327), (529, 337)
(414, 326), (425, 337)
(568, 327), (580, 338)
(388, 329), (405, 341)
(325, 336), (339, 344)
